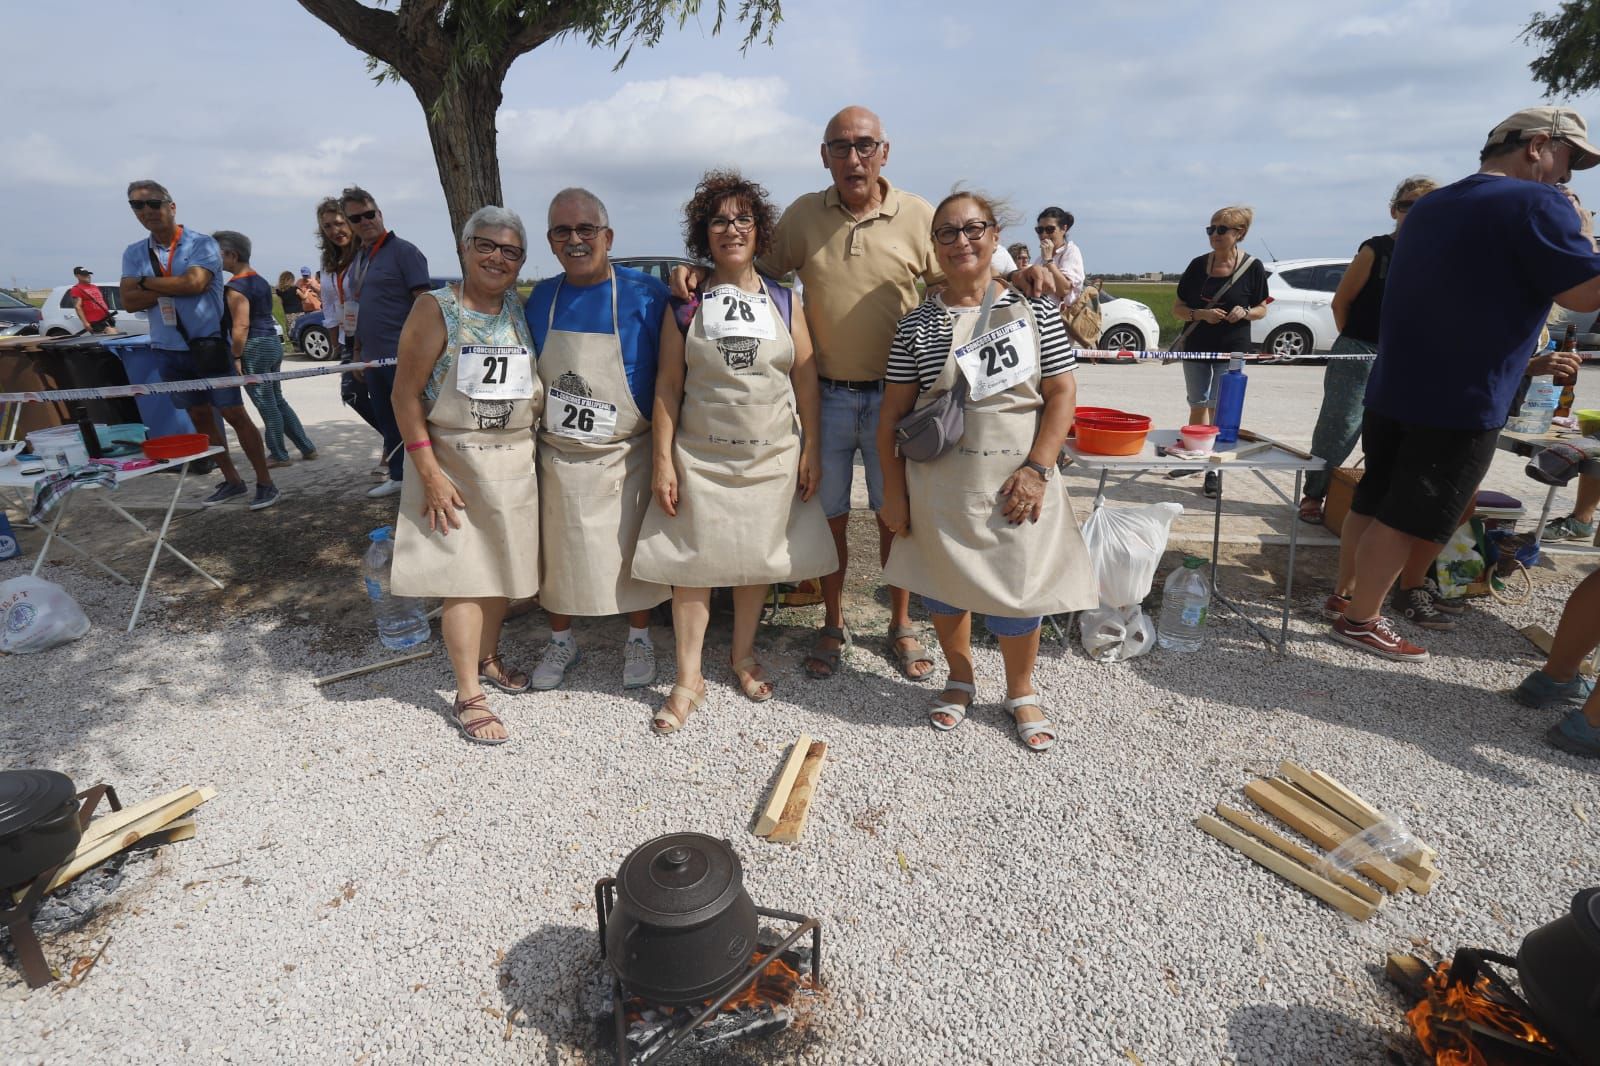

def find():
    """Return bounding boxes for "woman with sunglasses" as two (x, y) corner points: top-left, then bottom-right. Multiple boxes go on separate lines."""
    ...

(388, 206), (545, 746)
(634, 170), (835, 733)
(878, 190), (1095, 753)
(1172, 206), (1269, 497)
(1299, 176), (1438, 526)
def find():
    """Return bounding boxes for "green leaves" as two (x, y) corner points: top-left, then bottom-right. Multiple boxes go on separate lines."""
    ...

(1524, 0), (1600, 97)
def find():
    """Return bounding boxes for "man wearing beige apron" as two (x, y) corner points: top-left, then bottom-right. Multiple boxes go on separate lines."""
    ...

(526, 188), (671, 690)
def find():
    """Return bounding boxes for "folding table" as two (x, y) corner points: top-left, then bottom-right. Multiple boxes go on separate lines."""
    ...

(1496, 428), (1600, 545)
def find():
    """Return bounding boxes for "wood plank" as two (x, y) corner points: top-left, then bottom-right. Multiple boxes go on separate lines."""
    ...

(79, 787), (198, 845)
(1305, 766), (1438, 861)
(1279, 765), (1437, 893)
(754, 733), (812, 837)
(313, 647), (433, 687)
(1196, 814), (1376, 921)
(767, 742), (827, 844)
(24, 787), (216, 898)
(1242, 779), (1409, 893)
(1214, 803), (1383, 905)
(142, 818), (196, 845)
(1237, 429), (1316, 460)
(1207, 442), (1274, 464)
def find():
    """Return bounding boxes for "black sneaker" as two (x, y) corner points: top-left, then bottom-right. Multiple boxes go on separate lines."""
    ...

(1395, 586), (1456, 631)
(1203, 471), (1220, 498)
(1422, 578), (1466, 616)
(201, 480), (248, 506)
(248, 484), (281, 511)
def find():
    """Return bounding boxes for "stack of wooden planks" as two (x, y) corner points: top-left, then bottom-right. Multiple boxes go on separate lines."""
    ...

(753, 735), (827, 844)
(12, 785), (215, 903)
(1195, 761), (1437, 920)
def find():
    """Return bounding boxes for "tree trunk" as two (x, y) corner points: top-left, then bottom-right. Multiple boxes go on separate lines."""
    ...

(415, 77), (505, 268)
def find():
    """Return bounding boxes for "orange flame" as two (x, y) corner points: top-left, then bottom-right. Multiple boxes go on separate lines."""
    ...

(1405, 959), (1554, 1064)
(622, 950), (809, 1024)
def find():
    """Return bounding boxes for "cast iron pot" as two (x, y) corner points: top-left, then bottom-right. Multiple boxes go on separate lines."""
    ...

(0, 770), (80, 891)
(604, 832), (758, 1006)
(1517, 886), (1600, 1066)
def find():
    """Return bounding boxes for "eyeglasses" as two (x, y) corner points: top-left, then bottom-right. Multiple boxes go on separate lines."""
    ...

(1393, 199), (1417, 212)
(547, 224), (604, 243)
(932, 221), (996, 245)
(708, 215), (756, 234)
(824, 139), (883, 160)
(128, 199), (168, 211)
(468, 236), (525, 262)
(1034, 224), (1059, 235)
(346, 209), (379, 223)
(1204, 225), (1236, 236)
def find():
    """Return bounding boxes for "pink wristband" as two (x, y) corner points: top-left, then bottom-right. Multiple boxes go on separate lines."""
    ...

(404, 440), (432, 453)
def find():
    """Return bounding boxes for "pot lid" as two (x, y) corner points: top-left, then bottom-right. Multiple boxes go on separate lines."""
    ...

(1574, 887), (1600, 954)
(0, 770), (76, 839)
(615, 833), (745, 930)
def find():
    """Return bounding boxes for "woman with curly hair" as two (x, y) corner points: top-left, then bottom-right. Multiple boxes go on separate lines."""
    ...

(633, 169), (836, 733)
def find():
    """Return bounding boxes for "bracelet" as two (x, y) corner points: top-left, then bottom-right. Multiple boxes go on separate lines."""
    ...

(404, 440), (432, 453)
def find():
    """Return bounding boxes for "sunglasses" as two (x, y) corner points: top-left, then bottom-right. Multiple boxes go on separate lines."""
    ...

(346, 209), (379, 223)
(1205, 225), (1236, 236)
(1035, 224), (1060, 235)
(548, 224), (604, 242)
(468, 236), (525, 262)
(128, 199), (168, 211)
(932, 220), (996, 245)
(1393, 199), (1417, 212)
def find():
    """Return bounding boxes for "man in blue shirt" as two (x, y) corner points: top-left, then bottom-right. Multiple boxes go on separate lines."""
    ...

(119, 180), (277, 509)
(341, 185), (431, 498)
(1332, 107), (1600, 666)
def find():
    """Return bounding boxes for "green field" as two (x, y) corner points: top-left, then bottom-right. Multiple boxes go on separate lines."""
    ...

(1102, 282), (1180, 346)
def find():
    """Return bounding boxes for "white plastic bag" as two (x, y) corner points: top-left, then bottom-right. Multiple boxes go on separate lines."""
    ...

(1079, 603), (1156, 661)
(1080, 502), (1184, 608)
(0, 575), (91, 654)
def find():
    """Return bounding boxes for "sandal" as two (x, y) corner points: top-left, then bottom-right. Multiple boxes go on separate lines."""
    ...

(1006, 693), (1056, 752)
(451, 694), (509, 746)
(888, 625), (935, 682)
(478, 652), (532, 694)
(929, 680), (976, 731)
(1298, 496), (1325, 525)
(803, 625), (852, 680)
(652, 683), (706, 735)
(731, 656), (774, 702)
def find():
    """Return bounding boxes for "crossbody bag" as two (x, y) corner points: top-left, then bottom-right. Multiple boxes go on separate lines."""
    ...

(149, 247), (232, 375)
(1170, 252), (1255, 352)
(894, 282), (1000, 462)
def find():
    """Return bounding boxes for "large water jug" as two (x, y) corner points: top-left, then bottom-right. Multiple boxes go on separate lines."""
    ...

(1156, 556), (1211, 652)
(362, 526), (430, 650)
(1214, 357), (1248, 444)
(1508, 374), (1559, 435)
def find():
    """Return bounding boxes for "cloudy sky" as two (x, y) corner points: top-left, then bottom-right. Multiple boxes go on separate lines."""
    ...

(0, 0), (1591, 288)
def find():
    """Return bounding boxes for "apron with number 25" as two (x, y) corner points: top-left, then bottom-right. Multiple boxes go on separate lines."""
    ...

(536, 273), (670, 616)
(883, 287), (1096, 617)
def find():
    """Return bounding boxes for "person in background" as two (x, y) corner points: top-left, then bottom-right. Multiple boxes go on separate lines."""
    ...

(1008, 242), (1031, 270)
(296, 267), (322, 311)
(315, 197), (383, 454)
(276, 270), (304, 333)
(1035, 207), (1084, 308)
(1171, 205), (1270, 498)
(217, 230), (316, 475)
(1299, 176), (1439, 527)
(1514, 567), (1600, 758)
(68, 267), (117, 334)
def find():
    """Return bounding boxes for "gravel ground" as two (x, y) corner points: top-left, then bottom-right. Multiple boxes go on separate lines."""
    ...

(3, 528), (1599, 1065)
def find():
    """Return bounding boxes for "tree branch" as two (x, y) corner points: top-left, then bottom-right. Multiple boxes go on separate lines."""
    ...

(398, 0), (450, 43)
(295, 0), (406, 66)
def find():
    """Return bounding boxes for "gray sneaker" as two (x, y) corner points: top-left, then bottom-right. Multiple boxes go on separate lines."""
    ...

(1541, 514), (1596, 543)
(529, 639), (581, 690)
(622, 638), (657, 689)
(249, 484), (281, 511)
(1514, 669), (1596, 711)
(201, 480), (248, 506)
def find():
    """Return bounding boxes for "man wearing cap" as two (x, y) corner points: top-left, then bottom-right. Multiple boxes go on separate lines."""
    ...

(1332, 106), (1600, 669)
(295, 267), (322, 313)
(68, 268), (117, 334)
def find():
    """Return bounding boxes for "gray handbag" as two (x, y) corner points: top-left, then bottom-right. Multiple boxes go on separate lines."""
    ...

(894, 284), (999, 462)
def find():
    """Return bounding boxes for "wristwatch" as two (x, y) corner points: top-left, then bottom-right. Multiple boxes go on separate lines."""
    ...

(1022, 459), (1053, 481)
(137, 276), (149, 291)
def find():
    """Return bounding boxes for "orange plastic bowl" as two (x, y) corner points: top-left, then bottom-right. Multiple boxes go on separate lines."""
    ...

(1075, 412), (1151, 455)
(1069, 406), (1129, 437)
(142, 433), (211, 461)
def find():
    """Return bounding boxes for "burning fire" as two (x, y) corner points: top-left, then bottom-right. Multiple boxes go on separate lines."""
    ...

(622, 950), (808, 1026)
(1405, 959), (1554, 1064)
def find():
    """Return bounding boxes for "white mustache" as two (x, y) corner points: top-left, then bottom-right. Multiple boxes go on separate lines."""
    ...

(563, 243), (593, 256)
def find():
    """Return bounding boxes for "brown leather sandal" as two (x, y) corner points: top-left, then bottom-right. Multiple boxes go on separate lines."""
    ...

(452, 694), (509, 746)
(478, 653), (532, 694)
(731, 656), (774, 702)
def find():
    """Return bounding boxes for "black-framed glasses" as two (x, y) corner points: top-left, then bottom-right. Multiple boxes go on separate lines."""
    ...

(128, 199), (168, 211)
(708, 214), (756, 234)
(932, 220), (995, 246)
(547, 223), (604, 243)
(347, 209), (379, 223)
(1034, 224), (1059, 235)
(824, 138), (882, 160)
(1393, 199), (1417, 213)
(1204, 225), (1235, 236)
(468, 236), (525, 262)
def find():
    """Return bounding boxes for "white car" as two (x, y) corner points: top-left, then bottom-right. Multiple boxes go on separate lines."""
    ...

(40, 282), (148, 337)
(1094, 290), (1161, 358)
(1250, 257), (1350, 361)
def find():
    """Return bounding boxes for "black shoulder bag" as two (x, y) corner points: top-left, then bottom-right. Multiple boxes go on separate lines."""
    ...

(149, 247), (233, 376)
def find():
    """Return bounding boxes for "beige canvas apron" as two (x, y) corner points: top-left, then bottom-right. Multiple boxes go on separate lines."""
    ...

(536, 272), (670, 615)
(883, 290), (1097, 617)
(392, 286), (543, 599)
(632, 279), (837, 586)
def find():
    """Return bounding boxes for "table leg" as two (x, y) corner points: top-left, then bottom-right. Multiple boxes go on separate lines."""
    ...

(1092, 469), (1109, 510)
(1533, 484), (1559, 542)
(128, 459), (196, 632)
(1280, 469), (1304, 655)
(98, 498), (222, 590)
(1209, 468), (1224, 594)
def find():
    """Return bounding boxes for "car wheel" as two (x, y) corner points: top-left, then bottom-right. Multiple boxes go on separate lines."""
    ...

(45, 328), (69, 337)
(1263, 324), (1312, 362)
(1097, 325), (1145, 361)
(300, 325), (334, 361)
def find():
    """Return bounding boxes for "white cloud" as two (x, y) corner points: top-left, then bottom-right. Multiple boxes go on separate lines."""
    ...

(215, 136), (381, 200)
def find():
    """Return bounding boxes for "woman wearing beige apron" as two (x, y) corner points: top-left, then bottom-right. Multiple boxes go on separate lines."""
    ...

(390, 207), (543, 746)
(635, 171), (837, 733)
(879, 190), (1096, 752)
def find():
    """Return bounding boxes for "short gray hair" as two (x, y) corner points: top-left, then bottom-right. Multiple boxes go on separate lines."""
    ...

(127, 179), (171, 200)
(548, 187), (608, 228)
(213, 230), (252, 262)
(460, 205), (527, 250)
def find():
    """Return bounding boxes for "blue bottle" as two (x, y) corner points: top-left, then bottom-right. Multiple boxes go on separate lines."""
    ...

(1215, 356), (1248, 444)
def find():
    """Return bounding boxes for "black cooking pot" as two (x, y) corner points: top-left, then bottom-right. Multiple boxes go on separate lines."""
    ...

(0, 770), (80, 891)
(603, 832), (758, 1006)
(1517, 886), (1600, 1066)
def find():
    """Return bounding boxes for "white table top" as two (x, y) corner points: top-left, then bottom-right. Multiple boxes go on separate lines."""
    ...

(0, 446), (222, 488)
(1065, 429), (1324, 472)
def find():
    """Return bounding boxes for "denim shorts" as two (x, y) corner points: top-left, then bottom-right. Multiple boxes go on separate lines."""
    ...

(1182, 358), (1226, 408)
(818, 381), (885, 519)
(921, 594), (1042, 637)
(153, 346), (243, 411)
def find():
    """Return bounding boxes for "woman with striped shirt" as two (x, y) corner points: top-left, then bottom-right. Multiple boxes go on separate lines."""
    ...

(879, 190), (1096, 752)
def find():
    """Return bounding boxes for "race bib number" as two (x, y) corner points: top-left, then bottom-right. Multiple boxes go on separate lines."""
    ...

(342, 299), (359, 333)
(457, 344), (534, 400)
(546, 386), (618, 442)
(702, 285), (776, 341)
(954, 318), (1038, 401)
(157, 297), (177, 327)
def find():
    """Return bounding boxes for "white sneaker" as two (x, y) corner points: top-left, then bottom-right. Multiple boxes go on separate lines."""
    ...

(366, 478), (402, 498)
(529, 638), (581, 690)
(622, 638), (657, 689)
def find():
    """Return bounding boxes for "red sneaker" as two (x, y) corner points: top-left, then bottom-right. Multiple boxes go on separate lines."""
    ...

(1330, 614), (1430, 662)
(1321, 593), (1351, 621)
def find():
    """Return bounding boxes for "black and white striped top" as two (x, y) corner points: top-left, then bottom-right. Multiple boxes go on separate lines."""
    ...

(885, 290), (1076, 393)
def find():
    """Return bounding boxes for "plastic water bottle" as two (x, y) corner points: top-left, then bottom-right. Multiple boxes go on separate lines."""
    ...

(362, 526), (429, 650)
(1510, 374), (1559, 434)
(1157, 556), (1211, 652)
(1214, 356), (1248, 444)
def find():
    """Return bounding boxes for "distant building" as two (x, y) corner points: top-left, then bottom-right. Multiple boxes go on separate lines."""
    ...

(1141, 271), (1164, 281)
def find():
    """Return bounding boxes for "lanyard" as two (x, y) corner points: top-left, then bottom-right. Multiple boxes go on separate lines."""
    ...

(151, 226), (185, 276)
(335, 266), (347, 304)
(230, 269), (257, 282)
(349, 232), (390, 300)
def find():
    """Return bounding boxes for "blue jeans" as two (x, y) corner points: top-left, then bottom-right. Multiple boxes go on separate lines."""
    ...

(153, 347), (243, 411)
(365, 362), (404, 481)
(1182, 358), (1226, 408)
(921, 594), (1041, 637)
(1304, 335), (1376, 499)
(818, 382), (885, 519)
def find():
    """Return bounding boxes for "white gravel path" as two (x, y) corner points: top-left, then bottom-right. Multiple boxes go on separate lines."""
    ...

(2, 544), (1598, 1065)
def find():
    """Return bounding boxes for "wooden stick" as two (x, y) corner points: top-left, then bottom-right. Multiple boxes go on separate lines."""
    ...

(1242, 779), (1409, 892)
(313, 647), (433, 687)
(1277, 772), (1436, 893)
(755, 734), (812, 837)
(1196, 814), (1376, 920)
(79, 787), (198, 845)
(141, 818), (197, 845)
(1237, 429), (1316, 460)
(1215, 803), (1384, 905)
(1303, 765), (1438, 862)
(26, 787), (216, 898)
(1208, 441), (1274, 464)
(768, 742), (827, 844)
